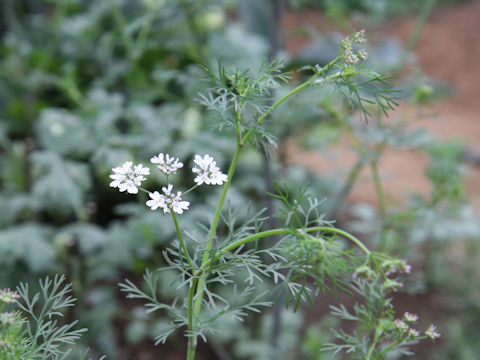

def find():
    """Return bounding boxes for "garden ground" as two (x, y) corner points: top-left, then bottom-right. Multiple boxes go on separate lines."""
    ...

(285, 0), (480, 210)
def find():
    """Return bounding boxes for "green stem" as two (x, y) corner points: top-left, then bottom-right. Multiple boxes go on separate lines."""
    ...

(394, 0), (436, 76)
(183, 184), (200, 196)
(370, 161), (385, 219)
(374, 339), (401, 360)
(185, 58), (344, 358)
(204, 225), (370, 269)
(188, 143), (243, 358)
(329, 158), (365, 216)
(242, 57), (341, 145)
(371, 160), (389, 251)
(186, 277), (198, 360)
(366, 328), (381, 360)
(172, 213), (195, 270)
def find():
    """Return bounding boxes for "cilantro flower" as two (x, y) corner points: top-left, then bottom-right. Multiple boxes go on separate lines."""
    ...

(352, 265), (375, 280)
(146, 184), (189, 214)
(0, 288), (20, 304)
(408, 328), (420, 338)
(0, 312), (18, 325)
(353, 30), (367, 44)
(425, 325), (441, 340)
(394, 319), (408, 331)
(151, 153), (183, 175)
(146, 191), (164, 211)
(403, 312), (418, 323)
(192, 154), (228, 185)
(109, 161), (150, 194)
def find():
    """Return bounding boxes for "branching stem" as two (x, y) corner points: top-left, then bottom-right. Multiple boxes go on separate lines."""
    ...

(172, 213), (195, 270)
(213, 226), (370, 266)
(185, 56), (354, 360)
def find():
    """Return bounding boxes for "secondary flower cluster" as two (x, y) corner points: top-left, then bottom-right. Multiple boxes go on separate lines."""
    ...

(0, 289), (20, 304)
(146, 184), (190, 214)
(109, 153), (227, 215)
(393, 312), (441, 341)
(352, 259), (411, 283)
(341, 30), (368, 66)
(192, 154), (228, 185)
(109, 161), (150, 194)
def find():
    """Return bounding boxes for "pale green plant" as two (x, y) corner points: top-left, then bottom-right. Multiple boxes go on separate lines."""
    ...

(0, 275), (98, 360)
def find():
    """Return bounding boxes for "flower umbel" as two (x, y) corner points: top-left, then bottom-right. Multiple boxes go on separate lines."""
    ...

(0, 312), (18, 325)
(394, 319), (409, 332)
(192, 154), (228, 185)
(0, 288), (20, 304)
(109, 161), (150, 194)
(408, 328), (420, 339)
(425, 324), (441, 340)
(151, 153), (183, 175)
(146, 184), (189, 214)
(404, 312), (418, 323)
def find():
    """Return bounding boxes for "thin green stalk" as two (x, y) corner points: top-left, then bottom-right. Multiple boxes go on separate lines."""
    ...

(183, 184), (200, 196)
(366, 328), (381, 360)
(186, 59), (346, 359)
(242, 57), (341, 145)
(188, 143), (243, 360)
(394, 0), (436, 76)
(329, 158), (365, 217)
(172, 213), (195, 270)
(371, 160), (389, 251)
(374, 339), (401, 360)
(186, 277), (198, 360)
(205, 225), (370, 268)
(370, 161), (385, 219)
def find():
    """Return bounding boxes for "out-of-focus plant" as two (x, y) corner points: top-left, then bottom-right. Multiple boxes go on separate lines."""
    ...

(0, 275), (99, 360)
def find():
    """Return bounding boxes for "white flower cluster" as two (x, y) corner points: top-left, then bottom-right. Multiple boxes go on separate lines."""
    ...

(109, 153), (227, 215)
(151, 153), (183, 175)
(0, 288), (20, 304)
(192, 154), (228, 185)
(394, 312), (440, 341)
(109, 161), (150, 194)
(146, 184), (189, 214)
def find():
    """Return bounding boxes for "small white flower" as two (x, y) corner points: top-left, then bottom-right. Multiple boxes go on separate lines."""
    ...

(147, 184), (189, 214)
(403, 312), (418, 323)
(344, 48), (359, 66)
(109, 161), (150, 194)
(151, 153), (183, 175)
(354, 30), (367, 44)
(0, 289), (20, 304)
(394, 319), (408, 331)
(425, 324), (441, 340)
(192, 154), (227, 186)
(358, 50), (368, 61)
(0, 312), (17, 325)
(408, 328), (420, 338)
(146, 191), (165, 211)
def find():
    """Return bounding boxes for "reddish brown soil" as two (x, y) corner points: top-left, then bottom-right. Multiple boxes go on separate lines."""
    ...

(284, 0), (480, 210)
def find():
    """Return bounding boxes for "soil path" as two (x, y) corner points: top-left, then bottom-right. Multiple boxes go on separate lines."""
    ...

(284, 0), (480, 210)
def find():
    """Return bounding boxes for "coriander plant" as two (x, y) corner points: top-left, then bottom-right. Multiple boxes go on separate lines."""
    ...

(110, 31), (439, 359)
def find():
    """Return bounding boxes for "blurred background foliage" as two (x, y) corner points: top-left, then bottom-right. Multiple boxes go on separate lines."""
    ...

(0, 0), (478, 359)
